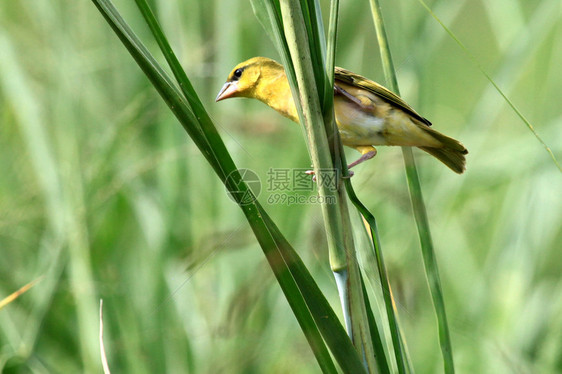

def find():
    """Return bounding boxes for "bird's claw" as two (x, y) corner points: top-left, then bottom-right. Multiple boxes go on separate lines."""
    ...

(342, 170), (355, 179)
(305, 169), (317, 182)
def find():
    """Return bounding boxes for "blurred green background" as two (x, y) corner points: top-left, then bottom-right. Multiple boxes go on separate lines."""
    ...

(1, 0), (561, 373)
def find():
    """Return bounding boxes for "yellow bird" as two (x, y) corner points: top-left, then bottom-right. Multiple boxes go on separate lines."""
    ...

(216, 57), (468, 174)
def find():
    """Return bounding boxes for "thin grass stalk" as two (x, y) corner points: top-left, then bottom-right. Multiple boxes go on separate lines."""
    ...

(368, 0), (455, 372)
(300, 0), (327, 103)
(328, 5), (391, 370)
(0, 278), (42, 310)
(360, 277), (392, 374)
(417, 0), (561, 173)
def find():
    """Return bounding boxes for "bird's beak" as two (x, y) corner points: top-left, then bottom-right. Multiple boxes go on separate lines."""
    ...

(215, 81), (239, 102)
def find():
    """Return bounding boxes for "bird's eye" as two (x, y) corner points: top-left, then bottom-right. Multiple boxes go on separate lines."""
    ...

(233, 68), (243, 79)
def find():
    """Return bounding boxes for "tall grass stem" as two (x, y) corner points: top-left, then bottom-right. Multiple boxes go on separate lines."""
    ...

(369, 0), (455, 372)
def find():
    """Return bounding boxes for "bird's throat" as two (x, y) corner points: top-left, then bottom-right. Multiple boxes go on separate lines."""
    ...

(254, 73), (299, 123)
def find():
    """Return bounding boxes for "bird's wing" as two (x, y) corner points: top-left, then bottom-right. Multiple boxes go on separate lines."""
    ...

(334, 67), (432, 127)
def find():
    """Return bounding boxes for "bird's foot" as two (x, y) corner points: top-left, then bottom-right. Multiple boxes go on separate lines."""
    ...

(342, 170), (355, 179)
(348, 148), (377, 169)
(305, 169), (317, 182)
(304, 147), (375, 182)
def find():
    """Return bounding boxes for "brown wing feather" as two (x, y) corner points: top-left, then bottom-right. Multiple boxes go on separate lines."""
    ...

(334, 67), (432, 127)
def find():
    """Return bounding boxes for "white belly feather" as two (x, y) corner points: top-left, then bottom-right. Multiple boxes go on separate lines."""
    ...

(334, 100), (389, 146)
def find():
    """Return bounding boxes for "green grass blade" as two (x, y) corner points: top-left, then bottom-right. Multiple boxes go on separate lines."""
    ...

(344, 179), (408, 373)
(368, 0), (454, 372)
(90, 0), (207, 151)
(360, 276), (391, 374)
(249, 0), (281, 45)
(91, 1), (368, 372)
(250, 0), (306, 121)
(417, 0), (561, 173)
(299, 0), (327, 104)
(132, 0), (236, 184)
(258, 208), (368, 374)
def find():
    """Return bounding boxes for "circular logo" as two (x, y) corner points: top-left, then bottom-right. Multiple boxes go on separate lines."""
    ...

(224, 168), (261, 206)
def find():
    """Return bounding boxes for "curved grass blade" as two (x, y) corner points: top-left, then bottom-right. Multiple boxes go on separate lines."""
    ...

(344, 174), (408, 374)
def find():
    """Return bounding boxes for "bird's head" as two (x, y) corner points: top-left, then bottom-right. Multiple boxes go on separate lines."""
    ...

(215, 57), (284, 102)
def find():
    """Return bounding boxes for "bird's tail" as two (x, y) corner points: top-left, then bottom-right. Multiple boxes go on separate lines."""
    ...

(418, 127), (468, 174)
